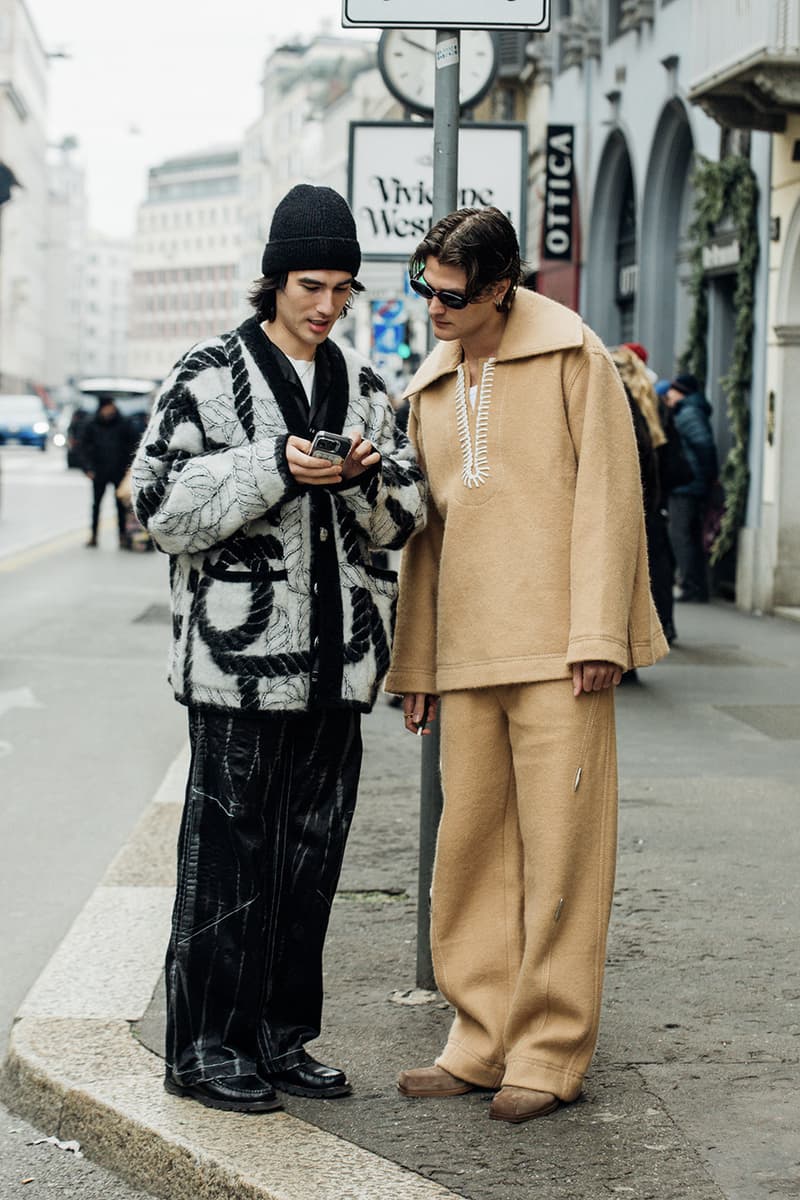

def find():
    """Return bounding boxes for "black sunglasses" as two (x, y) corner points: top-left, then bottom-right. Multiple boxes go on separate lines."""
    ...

(409, 275), (470, 310)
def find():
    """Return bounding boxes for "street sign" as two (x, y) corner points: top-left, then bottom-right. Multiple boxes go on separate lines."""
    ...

(342, 0), (550, 30)
(372, 299), (407, 355)
(349, 122), (528, 260)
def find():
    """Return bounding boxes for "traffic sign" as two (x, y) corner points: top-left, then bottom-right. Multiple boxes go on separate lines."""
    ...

(342, 0), (550, 30)
(372, 299), (408, 355)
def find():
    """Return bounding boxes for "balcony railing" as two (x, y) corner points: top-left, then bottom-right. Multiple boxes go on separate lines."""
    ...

(689, 0), (800, 130)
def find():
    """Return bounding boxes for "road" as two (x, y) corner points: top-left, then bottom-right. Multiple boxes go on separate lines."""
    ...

(0, 446), (184, 1199)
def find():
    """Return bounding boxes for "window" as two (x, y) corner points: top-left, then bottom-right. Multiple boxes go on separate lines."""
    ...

(609, 0), (654, 39)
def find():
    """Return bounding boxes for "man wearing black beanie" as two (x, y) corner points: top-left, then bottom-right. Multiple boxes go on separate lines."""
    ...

(131, 184), (426, 1113)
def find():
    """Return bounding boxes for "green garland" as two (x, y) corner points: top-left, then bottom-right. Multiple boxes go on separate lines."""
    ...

(680, 155), (759, 563)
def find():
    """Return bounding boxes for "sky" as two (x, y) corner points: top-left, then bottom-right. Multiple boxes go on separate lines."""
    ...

(26, 0), (376, 238)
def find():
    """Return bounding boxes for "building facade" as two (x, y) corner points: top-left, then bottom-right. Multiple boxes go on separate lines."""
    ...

(128, 146), (242, 381)
(44, 138), (88, 392)
(539, 0), (773, 603)
(0, 0), (48, 392)
(689, 0), (800, 612)
(81, 232), (132, 378)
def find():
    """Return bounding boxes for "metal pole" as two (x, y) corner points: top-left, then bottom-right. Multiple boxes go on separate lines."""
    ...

(416, 28), (460, 991)
(431, 30), (460, 226)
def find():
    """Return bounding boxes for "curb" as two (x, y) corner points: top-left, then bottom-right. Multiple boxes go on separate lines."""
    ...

(2, 747), (458, 1200)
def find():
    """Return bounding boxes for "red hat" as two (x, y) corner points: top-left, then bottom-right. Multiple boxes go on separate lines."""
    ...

(623, 341), (649, 364)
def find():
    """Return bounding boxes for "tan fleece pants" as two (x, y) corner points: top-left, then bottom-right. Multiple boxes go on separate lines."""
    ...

(432, 679), (618, 1101)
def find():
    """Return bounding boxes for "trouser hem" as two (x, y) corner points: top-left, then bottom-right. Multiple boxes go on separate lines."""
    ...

(436, 1042), (504, 1090)
(502, 1056), (584, 1102)
(260, 1047), (308, 1074)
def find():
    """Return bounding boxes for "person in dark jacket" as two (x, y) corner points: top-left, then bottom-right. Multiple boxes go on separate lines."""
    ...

(79, 397), (139, 548)
(663, 373), (718, 602)
(611, 346), (676, 647)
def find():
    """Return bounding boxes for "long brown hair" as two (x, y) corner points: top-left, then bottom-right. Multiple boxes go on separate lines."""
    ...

(610, 345), (666, 448)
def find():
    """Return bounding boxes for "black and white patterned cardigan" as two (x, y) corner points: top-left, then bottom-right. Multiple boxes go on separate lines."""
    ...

(131, 317), (427, 714)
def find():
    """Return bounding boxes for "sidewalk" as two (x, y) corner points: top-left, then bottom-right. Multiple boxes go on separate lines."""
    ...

(3, 601), (799, 1200)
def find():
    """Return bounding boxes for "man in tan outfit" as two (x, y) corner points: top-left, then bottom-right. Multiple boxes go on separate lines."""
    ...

(385, 207), (668, 1124)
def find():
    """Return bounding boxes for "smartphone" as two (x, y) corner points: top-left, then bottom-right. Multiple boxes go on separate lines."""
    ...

(310, 431), (352, 466)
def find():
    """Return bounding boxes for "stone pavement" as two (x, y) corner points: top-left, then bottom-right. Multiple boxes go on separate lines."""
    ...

(3, 601), (799, 1200)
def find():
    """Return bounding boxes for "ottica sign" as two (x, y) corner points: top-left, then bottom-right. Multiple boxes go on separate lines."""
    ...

(543, 125), (575, 262)
(342, 0), (550, 30)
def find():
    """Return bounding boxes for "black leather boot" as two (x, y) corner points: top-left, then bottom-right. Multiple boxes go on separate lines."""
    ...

(267, 1051), (351, 1098)
(164, 1070), (283, 1113)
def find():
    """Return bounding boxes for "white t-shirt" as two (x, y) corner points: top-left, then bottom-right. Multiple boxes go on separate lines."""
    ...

(287, 355), (316, 403)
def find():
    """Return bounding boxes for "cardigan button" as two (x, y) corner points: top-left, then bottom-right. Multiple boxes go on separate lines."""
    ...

(319, 528), (329, 541)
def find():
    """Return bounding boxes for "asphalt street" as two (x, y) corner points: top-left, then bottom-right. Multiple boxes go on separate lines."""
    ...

(0, 446), (180, 1199)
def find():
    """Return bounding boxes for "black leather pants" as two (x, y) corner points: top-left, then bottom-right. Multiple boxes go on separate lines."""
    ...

(166, 705), (362, 1085)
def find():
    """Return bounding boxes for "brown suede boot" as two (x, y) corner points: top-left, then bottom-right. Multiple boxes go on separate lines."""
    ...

(398, 1065), (474, 1097)
(489, 1087), (560, 1123)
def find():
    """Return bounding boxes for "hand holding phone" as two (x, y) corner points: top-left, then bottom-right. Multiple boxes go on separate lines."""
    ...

(309, 431), (353, 466)
(341, 430), (381, 482)
(286, 435), (347, 485)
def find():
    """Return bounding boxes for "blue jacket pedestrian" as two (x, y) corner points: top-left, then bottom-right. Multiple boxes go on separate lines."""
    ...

(667, 375), (718, 497)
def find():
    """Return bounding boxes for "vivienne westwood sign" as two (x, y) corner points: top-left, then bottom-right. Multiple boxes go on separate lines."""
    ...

(348, 122), (527, 260)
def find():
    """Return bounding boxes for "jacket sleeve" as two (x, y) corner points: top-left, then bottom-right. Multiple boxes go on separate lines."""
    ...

(131, 350), (297, 557)
(79, 422), (96, 474)
(384, 400), (440, 696)
(332, 377), (427, 553)
(564, 342), (646, 671)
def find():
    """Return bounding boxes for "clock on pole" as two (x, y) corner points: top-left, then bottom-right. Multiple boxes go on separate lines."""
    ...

(378, 28), (498, 116)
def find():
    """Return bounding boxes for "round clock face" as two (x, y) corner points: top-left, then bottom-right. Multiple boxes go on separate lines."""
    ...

(378, 29), (498, 116)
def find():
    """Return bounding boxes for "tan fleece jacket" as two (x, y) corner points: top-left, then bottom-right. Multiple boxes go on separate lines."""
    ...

(385, 289), (668, 696)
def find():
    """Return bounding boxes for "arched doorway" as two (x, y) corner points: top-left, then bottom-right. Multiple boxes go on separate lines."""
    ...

(585, 132), (637, 345)
(639, 100), (694, 379)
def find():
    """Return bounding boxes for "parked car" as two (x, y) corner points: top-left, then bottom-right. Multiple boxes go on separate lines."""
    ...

(0, 394), (51, 451)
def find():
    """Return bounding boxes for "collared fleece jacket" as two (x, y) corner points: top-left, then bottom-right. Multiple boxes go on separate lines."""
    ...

(384, 288), (668, 697)
(132, 317), (426, 713)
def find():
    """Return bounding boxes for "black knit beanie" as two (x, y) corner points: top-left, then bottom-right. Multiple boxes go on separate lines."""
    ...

(261, 184), (361, 277)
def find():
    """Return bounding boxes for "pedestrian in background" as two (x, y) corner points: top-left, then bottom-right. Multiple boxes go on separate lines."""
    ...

(611, 345), (677, 645)
(622, 340), (659, 386)
(386, 207), (667, 1124)
(131, 184), (425, 1115)
(79, 396), (138, 548)
(663, 373), (718, 603)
